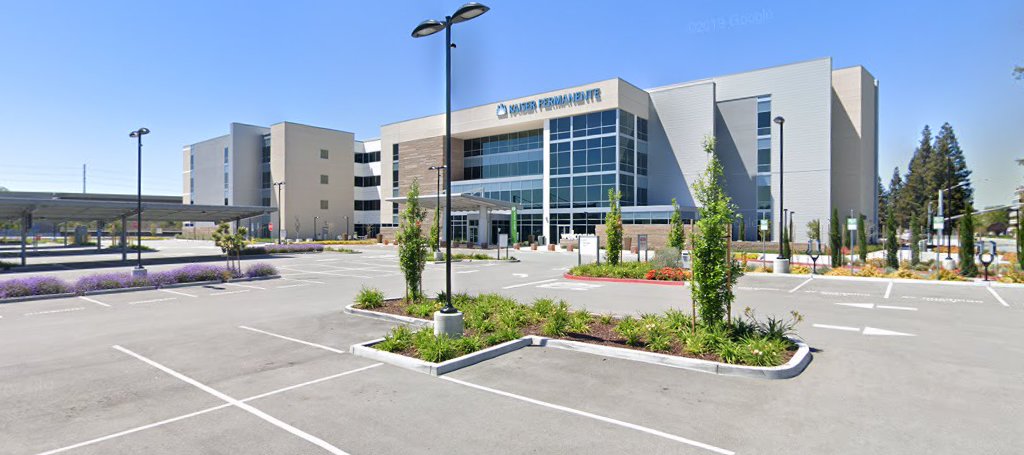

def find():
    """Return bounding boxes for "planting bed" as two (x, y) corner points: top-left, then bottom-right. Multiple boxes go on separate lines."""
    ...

(352, 293), (802, 370)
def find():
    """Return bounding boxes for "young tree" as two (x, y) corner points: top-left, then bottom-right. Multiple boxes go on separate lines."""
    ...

(212, 222), (247, 273)
(857, 214), (867, 262)
(806, 219), (821, 242)
(830, 209), (842, 267)
(780, 219), (791, 260)
(397, 180), (428, 300)
(667, 198), (685, 250)
(909, 213), (922, 266)
(605, 189), (623, 265)
(429, 205), (440, 252)
(884, 203), (899, 269)
(958, 202), (978, 277)
(690, 137), (741, 325)
(1018, 208), (1024, 270)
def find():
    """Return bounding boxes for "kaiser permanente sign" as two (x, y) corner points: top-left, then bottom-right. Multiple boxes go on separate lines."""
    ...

(496, 87), (602, 118)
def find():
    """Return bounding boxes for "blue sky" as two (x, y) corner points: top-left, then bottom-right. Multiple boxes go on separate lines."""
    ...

(1, 0), (1021, 207)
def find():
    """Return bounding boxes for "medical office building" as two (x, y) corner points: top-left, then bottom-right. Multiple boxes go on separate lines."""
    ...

(379, 57), (879, 245)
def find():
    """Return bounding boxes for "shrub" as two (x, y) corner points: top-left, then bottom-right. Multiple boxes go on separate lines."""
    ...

(644, 267), (691, 281)
(355, 287), (385, 308)
(743, 307), (803, 341)
(887, 268), (920, 279)
(244, 263), (278, 278)
(74, 272), (149, 293)
(738, 337), (787, 366)
(376, 325), (413, 352)
(541, 302), (571, 337)
(485, 326), (521, 345)
(652, 247), (682, 269)
(825, 267), (853, 276)
(0, 260), (16, 271)
(568, 309), (592, 334)
(0, 276), (72, 299)
(597, 313), (616, 325)
(663, 308), (693, 334)
(412, 329), (461, 363)
(406, 300), (441, 318)
(531, 298), (556, 318)
(856, 265), (886, 278)
(643, 318), (673, 352)
(614, 316), (644, 346)
(790, 265), (811, 275)
(1000, 268), (1024, 284)
(325, 247), (358, 254)
(717, 340), (744, 364)
(932, 269), (968, 281)
(569, 262), (654, 280)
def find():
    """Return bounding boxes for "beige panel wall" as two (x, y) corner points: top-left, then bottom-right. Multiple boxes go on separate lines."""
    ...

(188, 135), (230, 207)
(831, 66), (879, 239)
(271, 122), (354, 240)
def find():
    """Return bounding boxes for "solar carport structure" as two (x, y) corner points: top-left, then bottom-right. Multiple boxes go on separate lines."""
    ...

(0, 192), (276, 265)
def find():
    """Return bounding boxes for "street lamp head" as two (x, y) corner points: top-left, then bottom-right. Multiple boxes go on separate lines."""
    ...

(451, 2), (489, 24)
(773, 116), (785, 125)
(412, 19), (446, 38)
(428, 165), (447, 170)
(129, 127), (150, 138)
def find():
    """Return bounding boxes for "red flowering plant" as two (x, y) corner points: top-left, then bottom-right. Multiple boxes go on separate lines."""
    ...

(645, 267), (691, 281)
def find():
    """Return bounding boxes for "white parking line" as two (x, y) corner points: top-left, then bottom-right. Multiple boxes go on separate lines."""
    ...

(209, 290), (250, 296)
(812, 323), (860, 332)
(788, 278), (813, 293)
(441, 376), (733, 455)
(238, 325), (347, 354)
(279, 267), (372, 279)
(78, 296), (111, 307)
(224, 282), (265, 290)
(128, 297), (177, 305)
(987, 287), (1010, 307)
(24, 307), (86, 316)
(456, 270), (479, 274)
(276, 283), (309, 289)
(884, 281), (893, 299)
(160, 289), (197, 298)
(503, 278), (558, 289)
(282, 278), (325, 285)
(112, 345), (350, 455)
(36, 364), (382, 455)
(876, 305), (918, 311)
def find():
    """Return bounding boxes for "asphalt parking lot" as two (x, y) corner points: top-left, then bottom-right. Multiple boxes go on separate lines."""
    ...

(2, 245), (1023, 454)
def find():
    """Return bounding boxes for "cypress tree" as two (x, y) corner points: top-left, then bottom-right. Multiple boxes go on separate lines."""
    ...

(780, 221), (791, 260)
(958, 202), (977, 277)
(830, 209), (842, 267)
(667, 198), (685, 250)
(885, 203), (899, 269)
(934, 123), (973, 221)
(857, 214), (867, 262)
(909, 214), (921, 266)
(605, 189), (622, 266)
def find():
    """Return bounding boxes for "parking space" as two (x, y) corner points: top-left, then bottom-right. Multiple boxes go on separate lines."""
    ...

(3, 246), (1024, 453)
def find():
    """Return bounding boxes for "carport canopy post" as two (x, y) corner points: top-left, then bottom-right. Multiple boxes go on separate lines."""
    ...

(96, 221), (102, 251)
(121, 216), (128, 262)
(20, 212), (29, 266)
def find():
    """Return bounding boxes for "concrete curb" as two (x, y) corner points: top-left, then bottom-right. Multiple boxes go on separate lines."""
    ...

(748, 271), (1024, 288)
(343, 303), (434, 329)
(351, 337), (533, 376)
(346, 307), (811, 379)
(563, 273), (686, 287)
(0, 292), (78, 304)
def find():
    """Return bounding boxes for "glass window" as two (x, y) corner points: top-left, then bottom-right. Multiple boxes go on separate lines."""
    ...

(320, 175), (329, 184)
(320, 200), (329, 210)
(320, 149), (329, 159)
(757, 97), (771, 136)
(224, 147), (229, 164)
(637, 117), (648, 142)
(392, 144), (399, 161)
(619, 137), (635, 174)
(757, 137), (771, 173)
(619, 110), (635, 138)
(756, 175), (772, 210)
(637, 141), (648, 176)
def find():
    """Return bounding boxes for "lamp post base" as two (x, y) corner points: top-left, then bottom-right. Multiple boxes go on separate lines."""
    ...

(773, 258), (791, 274)
(941, 258), (957, 271)
(132, 267), (148, 279)
(433, 310), (464, 339)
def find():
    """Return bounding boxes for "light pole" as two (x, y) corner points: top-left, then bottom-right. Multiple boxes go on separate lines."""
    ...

(413, 2), (489, 318)
(273, 181), (285, 244)
(773, 116), (785, 258)
(939, 181), (968, 260)
(129, 127), (150, 277)
(429, 165), (446, 253)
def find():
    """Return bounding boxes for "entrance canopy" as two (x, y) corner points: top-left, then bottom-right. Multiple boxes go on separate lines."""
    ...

(0, 193), (275, 224)
(386, 192), (517, 211)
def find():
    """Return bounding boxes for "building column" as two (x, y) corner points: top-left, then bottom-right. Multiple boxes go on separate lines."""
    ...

(120, 216), (128, 262)
(478, 206), (490, 246)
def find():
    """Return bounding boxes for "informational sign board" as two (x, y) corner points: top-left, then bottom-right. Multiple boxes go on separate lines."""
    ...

(637, 234), (648, 251)
(498, 233), (509, 248)
(847, 218), (857, 231)
(579, 235), (599, 257)
(759, 219), (769, 232)
(932, 216), (944, 230)
(680, 251), (692, 270)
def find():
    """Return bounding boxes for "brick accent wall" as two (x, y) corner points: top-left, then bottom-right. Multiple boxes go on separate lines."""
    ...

(394, 135), (464, 239)
(594, 224), (696, 250)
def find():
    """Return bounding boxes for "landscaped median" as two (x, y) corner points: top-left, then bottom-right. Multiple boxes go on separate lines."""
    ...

(565, 262), (690, 285)
(345, 289), (810, 379)
(0, 263), (279, 302)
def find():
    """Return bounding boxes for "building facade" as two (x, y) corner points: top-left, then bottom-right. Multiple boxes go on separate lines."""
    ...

(183, 122), (356, 240)
(379, 57), (878, 244)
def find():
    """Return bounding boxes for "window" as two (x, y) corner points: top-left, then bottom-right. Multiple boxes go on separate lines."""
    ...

(619, 110), (635, 138)
(224, 147), (229, 164)
(619, 137), (635, 174)
(392, 144), (399, 161)
(223, 172), (229, 188)
(320, 200), (329, 210)
(320, 175), (329, 184)
(550, 177), (571, 208)
(549, 117), (571, 141)
(620, 173), (635, 206)
(464, 129), (542, 157)
(572, 173), (616, 208)
(757, 97), (772, 136)
(261, 135), (271, 163)
(355, 200), (381, 211)
(637, 117), (648, 142)
(355, 176), (380, 187)
(224, 198), (228, 206)
(261, 197), (270, 206)
(392, 204), (399, 224)
(355, 151), (381, 163)
(320, 149), (329, 159)
(550, 142), (571, 176)
(571, 137), (617, 174)
(757, 137), (771, 173)
(189, 153), (194, 170)
(756, 174), (772, 210)
(571, 110), (616, 138)
(637, 141), (648, 176)
(262, 171), (271, 189)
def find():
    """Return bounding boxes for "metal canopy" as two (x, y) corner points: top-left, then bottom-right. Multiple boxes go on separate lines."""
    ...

(386, 192), (517, 211)
(0, 196), (276, 223)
